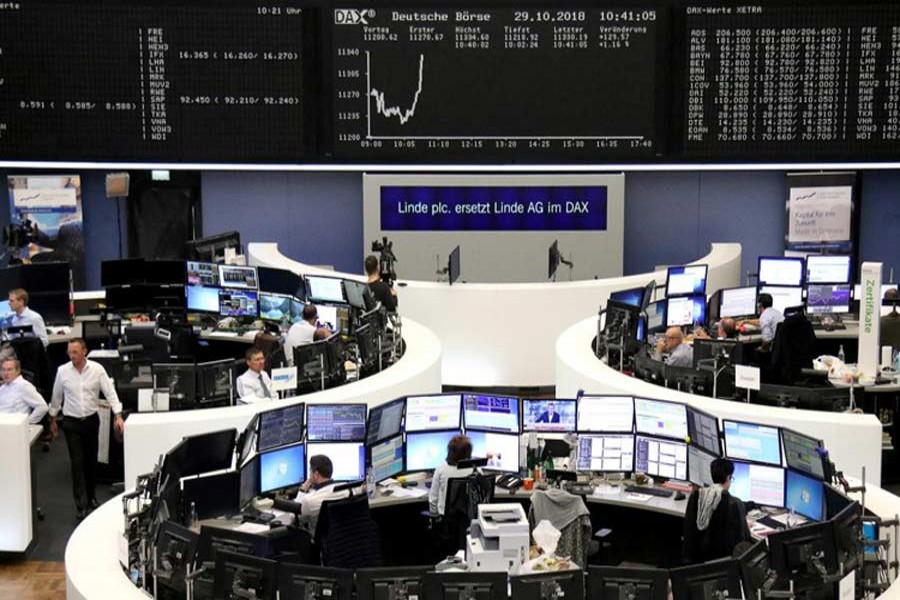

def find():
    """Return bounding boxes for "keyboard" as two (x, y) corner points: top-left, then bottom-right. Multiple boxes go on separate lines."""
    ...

(812, 322), (847, 331)
(624, 485), (673, 498)
(565, 483), (594, 495)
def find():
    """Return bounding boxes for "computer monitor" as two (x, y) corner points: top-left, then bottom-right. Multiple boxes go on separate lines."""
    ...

(756, 383), (850, 412)
(186, 285), (220, 313)
(806, 283), (851, 315)
(20, 261), (69, 293)
(462, 394), (520, 434)
(666, 265), (708, 297)
(101, 258), (145, 287)
(758, 285), (804, 313)
(854, 283), (898, 300)
(143, 260), (184, 286)
(643, 300), (667, 336)
(685, 406), (720, 456)
(576, 395), (634, 433)
(278, 564), (354, 600)
(307, 404), (367, 442)
(635, 435), (687, 480)
(180, 429), (237, 478)
(259, 442), (306, 494)
(448, 245), (461, 285)
(723, 420), (782, 466)
(786, 469), (825, 521)
(181, 471), (240, 521)
(609, 287), (645, 308)
(313, 303), (339, 332)
(511, 570), (584, 600)
(692, 338), (741, 369)
(195, 524), (274, 566)
(806, 255), (852, 284)
(405, 394), (462, 432)
(239, 455), (260, 510)
(0, 299), (11, 318)
(343, 280), (371, 311)
(831, 500), (863, 572)
(425, 571), (507, 600)
(719, 286), (758, 319)
(575, 434), (635, 473)
(729, 461), (785, 507)
(665, 295), (706, 328)
(521, 399), (576, 433)
(306, 276), (346, 304)
(370, 435), (404, 482)
(587, 565), (668, 600)
(213, 551), (277, 600)
(367, 398), (405, 445)
(467, 431), (520, 473)
(306, 442), (366, 481)
(356, 566), (431, 600)
(633, 398), (688, 440)
(196, 359), (235, 407)
(548, 240), (560, 280)
(737, 540), (773, 600)
(781, 428), (825, 480)
(758, 256), (805, 287)
(218, 265), (258, 290)
(405, 430), (459, 472)
(258, 292), (292, 322)
(768, 521), (838, 594)
(238, 415), (259, 467)
(218, 289), (259, 318)
(687, 446), (716, 486)
(257, 266), (301, 296)
(186, 260), (220, 287)
(256, 404), (304, 452)
(155, 521), (199, 593)
(670, 558), (742, 600)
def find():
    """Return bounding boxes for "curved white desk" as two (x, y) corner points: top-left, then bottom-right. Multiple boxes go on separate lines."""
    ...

(249, 242), (742, 387)
(123, 318), (441, 484)
(556, 314), (884, 486)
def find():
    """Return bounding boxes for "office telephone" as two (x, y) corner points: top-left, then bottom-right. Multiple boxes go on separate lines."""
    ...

(496, 474), (524, 490)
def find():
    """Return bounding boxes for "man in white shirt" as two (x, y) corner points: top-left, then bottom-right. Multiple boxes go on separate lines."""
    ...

(0, 357), (48, 424)
(284, 304), (331, 365)
(739, 293), (784, 347)
(235, 348), (274, 404)
(295, 454), (347, 537)
(6, 288), (48, 347)
(49, 338), (125, 519)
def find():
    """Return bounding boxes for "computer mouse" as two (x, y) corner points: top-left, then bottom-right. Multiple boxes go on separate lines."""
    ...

(674, 492), (686, 501)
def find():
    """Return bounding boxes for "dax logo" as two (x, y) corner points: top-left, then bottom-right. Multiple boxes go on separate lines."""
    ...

(334, 9), (375, 24)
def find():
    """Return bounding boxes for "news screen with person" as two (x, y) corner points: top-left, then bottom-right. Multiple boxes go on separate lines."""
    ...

(522, 399), (576, 432)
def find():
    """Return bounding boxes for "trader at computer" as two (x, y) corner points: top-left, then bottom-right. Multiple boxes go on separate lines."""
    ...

(235, 348), (275, 404)
(694, 317), (738, 341)
(0, 357), (48, 423)
(738, 293), (784, 346)
(364, 255), (397, 312)
(682, 458), (751, 564)
(654, 327), (693, 368)
(49, 338), (125, 519)
(535, 401), (560, 424)
(6, 288), (48, 347)
(295, 454), (345, 536)
(284, 304), (332, 365)
(429, 434), (474, 516)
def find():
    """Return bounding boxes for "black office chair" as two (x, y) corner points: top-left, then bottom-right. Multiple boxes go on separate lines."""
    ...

(10, 337), (51, 400)
(315, 492), (381, 568)
(769, 312), (817, 385)
(441, 473), (496, 554)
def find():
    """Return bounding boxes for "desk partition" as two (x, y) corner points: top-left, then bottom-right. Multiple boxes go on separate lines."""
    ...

(0, 413), (34, 552)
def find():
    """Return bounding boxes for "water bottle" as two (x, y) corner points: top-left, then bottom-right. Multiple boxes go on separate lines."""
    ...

(838, 345), (846, 363)
(366, 467), (376, 499)
(188, 501), (199, 527)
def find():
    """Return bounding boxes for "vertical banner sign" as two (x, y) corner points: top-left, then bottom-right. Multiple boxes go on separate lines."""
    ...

(7, 175), (86, 289)
(858, 262), (882, 379)
(785, 172), (858, 259)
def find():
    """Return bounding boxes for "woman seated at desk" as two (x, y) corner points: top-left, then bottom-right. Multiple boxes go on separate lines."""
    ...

(428, 434), (473, 516)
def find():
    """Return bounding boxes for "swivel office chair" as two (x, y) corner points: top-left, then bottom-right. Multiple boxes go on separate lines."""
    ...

(769, 313), (817, 385)
(442, 473), (496, 553)
(315, 492), (381, 568)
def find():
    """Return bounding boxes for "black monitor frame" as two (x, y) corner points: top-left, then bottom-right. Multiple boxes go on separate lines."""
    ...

(305, 275), (348, 305)
(178, 428), (237, 478)
(588, 565), (668, 600)
(758, 256), (806, 287)
(356, 566), (431, 600)
(155, 520), (199, 594)
(213, 550), (277, 600)
(722, 419), (783, 467)
(738, 539), (774, 600)
(258, 441), (307, 495)
(448, 245), (461, 285)
(278, 563), (354, 600)
(781, 427), (826, 480)
(665, 264), (708, 298)
(511, 569), (584, 600)
(367, 434), (406, 483)
(366, 397), (406, 446)
(306, 403), (368, 443)
(257, 266), (302, 297)
(830, 499), (863, 574)
(669, 557), (743, 600)
(181, 471), (240, 521)
(425, 570), (507, 600)
(257, 402), (306, 453)
(768, 520), (839, 594)
(685, 404), (721, 456)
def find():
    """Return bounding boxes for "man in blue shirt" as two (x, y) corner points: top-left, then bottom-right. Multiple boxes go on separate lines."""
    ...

(6, 288), (48, 347)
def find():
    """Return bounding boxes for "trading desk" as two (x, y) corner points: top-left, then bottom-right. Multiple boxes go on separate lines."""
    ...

(0, 414), (43, 554)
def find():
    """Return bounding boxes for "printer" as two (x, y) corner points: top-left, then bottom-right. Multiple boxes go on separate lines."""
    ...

(466, 503), (529, 574)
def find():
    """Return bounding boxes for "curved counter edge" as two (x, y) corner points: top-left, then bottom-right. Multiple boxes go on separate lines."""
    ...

(248, 242), (742, 387)
(123, 318), (442, 485)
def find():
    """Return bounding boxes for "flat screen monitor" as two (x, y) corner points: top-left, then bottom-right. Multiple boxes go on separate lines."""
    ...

(758, 285), (804, 314)
(425, 571), (507, 600)
(719, 286), (757, 319)
(609, 287), (644, 308)
(343, 280), (370, 310)
(182, 472), (241, 522)
(462, 394), (519, 434)
(356, 567), (431, 600)
(854, 283), (898, 300)
(511, 571), (584, 600)
(688, 446), (716, 486)
(259, 292), (292, 322)
(290, 298), (306, 324)
(278, 564), (354, 600)
(306, 442), (366, 481)
(218, 265), (258, 290)
(240, 455), (259, 509)
(448, 245), (461, 285)
(768, 521), (838, 594)
(259, 443), (306, 494)
(575, 434), (635, 473)
(786, 469), (825, 521)
(22, 261), (70, 292)
(521, 399), (576, 433)
(806, 284), (851, 315)
(186, 261), (220, 287)
(781, 428), (825, 480)
(257, 404), (305, 452)
(670, 558), (742, 600)
(144, 260), (185, 286)
(588, 566), (668, 600)
(405, 430), (459, 472)
(184, 429), (237, 477)
(723, 420), (782, 466)
(306, 276), (346, 304)
(370, 435), (404, 482)
(219, 290), (259, 318)
(634, 398), (688, 440)
(307, 404), (367, 442)
(737, 540), (772, 600)
(404, 394), (462, 432)
(257, 266), (301, 296)
(29, 291), (71, 325)
(666, 265), (708, 297)
(645, 300), (666, 334)
(730, 461), (785, 507)
(213, 551), (277, 600)
(758, 256), (805, 287)
(367, 398), (405, 445)
(186, 285), (220, 313)
(155, 521), (199, 590)
(467, 431), (519, 473)
(806, 255), (852, 284)
(0, 300), (10, 318)
(314, 303), (339, 331)
(686, 406), (720, 456)
(665, 295), (706, 328)
(101, 258), (144, 287)
(577, 395), (634, 433)
(635, 435), (687, 480)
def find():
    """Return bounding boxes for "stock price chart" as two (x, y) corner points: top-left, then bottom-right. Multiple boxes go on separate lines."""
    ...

(0, 1), (307, 162)
(331, 6), (664, 161)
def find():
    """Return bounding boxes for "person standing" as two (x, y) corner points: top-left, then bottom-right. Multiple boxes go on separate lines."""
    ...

(365, 255), (397, 312)
(49, 338), (125, 519)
